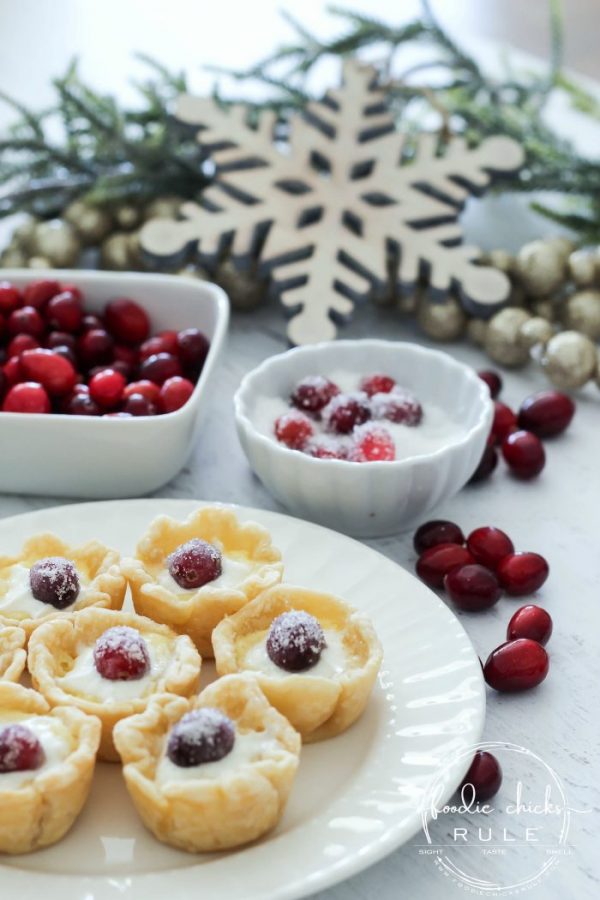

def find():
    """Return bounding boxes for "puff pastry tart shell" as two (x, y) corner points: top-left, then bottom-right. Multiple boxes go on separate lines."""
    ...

(213, 585), (383, 742)
(0, 533), (126, 638)
(113, 673), (300, 853)
(0, 626), (27, 682)
(120, 506), (283, 658)
(0, 682), (101, 854)
(27, 608), (201, 762)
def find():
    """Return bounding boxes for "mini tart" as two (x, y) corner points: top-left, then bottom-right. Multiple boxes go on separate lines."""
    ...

(212, 585), (383, 742)
(113, 673), (301, 852)
(0, 533), (126, 638)
(0, 626), (27, 682)
(27, 608), (202, 762)
(120, 506), (283, 658)
(0, 682), (101, 854)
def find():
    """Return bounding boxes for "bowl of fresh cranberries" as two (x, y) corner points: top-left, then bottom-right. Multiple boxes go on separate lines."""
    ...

(0, 270), (227, 497)
(234, 340), (492, 537)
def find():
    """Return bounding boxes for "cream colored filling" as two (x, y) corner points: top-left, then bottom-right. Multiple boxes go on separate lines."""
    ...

(157, 554), (254, 596)
(155, 729), (280, 785)
(0, 563), (87, 620)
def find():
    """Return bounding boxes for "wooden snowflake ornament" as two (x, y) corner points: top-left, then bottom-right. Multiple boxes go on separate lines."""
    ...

(141, 61), (524, 345)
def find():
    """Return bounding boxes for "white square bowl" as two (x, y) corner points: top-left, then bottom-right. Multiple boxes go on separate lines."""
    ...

(0, 269), (228, 498)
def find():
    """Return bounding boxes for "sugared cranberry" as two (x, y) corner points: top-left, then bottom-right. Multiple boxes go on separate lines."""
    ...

(138, 352), (182, 386)
(458, 751), (502, 802)
(159, 376), (195, 413)
(20, 349), (77, 396)
(518, 390), (575, 438)
(93, 626), (150, 681)
(413, 520), (465, 555)
(77, 328), (114, 369)
(66, 392), (101, 416)
(274, 410), (314, 450)
(484, 638), (549, 692)
(0, 282), (22, 315)
(496, 552), (549, 596)
(7, 333), (39, 358)
(23, 279), (60, 309)
(306, 438), (348, 459)
(8, 306), (45, 339)
(416, 543), (475, 589)
(491, 401), (517, 444)
(176, 328), (209, 377)
(29, 557), (80, 608)
(167, 708), (235, 766)
(105, 298), (150, 345)
(89, 368), (126, 408)
(371, 389), (423, 426)
(45, 291), (83, 333)
(168, 539), (222, 589)
(502, 430), (545, 479)
(290, 375), (340, 414)
(477, 370), (502, 399)
(351, 423), (395, 461)
(0, 724), (45, 773)
(359, 373), (396, 397)
(123, 380), (161, 405)
(469, 438), (498, 483)
(507, 605), (552, 646)
(2, 382), (51, 414)
(266, 610), (326, 671)
(444, 564), (501, 611)
(123, 393), (157, 416)
(46, 331), (77, 352)
(466, 526), (514, 570)
(323, 392), (371, 434)
(81, 314), (103, 331)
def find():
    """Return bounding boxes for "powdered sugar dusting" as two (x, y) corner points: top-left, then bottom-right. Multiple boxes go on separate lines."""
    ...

(176, 708), (234, 749)
(29, 556), (80, 608)
(94, 626), (149, 666)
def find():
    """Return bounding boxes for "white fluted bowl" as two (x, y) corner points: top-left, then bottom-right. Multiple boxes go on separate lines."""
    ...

(234, 340), (493, 537)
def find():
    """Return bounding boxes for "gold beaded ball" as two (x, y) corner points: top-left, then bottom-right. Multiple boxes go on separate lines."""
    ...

(518, 316), (554, 350)
(543, 330), (597, 389)
(514, 239), (568, 298)
(564, 290), (600, 341)
(33, 219), (81, 268)
(484, 307), (531, 367)
(416, 295), (467, 341)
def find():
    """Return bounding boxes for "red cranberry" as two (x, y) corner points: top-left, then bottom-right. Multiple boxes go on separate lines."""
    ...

(176, 328), (209, 377)
(458, 751), (502, 802)
(351, 423), (395, 461)
(371, 390), (423, 426)
(139, 335), (173, 360)
(66, 393), (101, 416)
(114, 344), (139, 368)
(7, 333), (39, 357)
(491, 401), (517, 444)
(413, 520), (465, 555)
(466, 526), (514, 570)
(89, 368), (126, 409)
(323, 392), (371, 434)
(123, 380), (161, 405)
(507, 605), (552, 646)
(0, 369), (5, 400)
(416, 543), (475, 589)
(46, 331), (77, 352)
(518, 390), (575, 438)
(290, 375), (340, 414)
(45, 290), (83, 333)
(167, 708), (235, 767)
(20, 349), (77, 396)
(477, 370), (502, 399)
(59, 283), (83, 303)
(105, 298), (150, 345)
(89, 360), (131, 381)
(502, 430), (545, 479)
(159, 376), (195, 413)
(93, 626), (150, 681)
(306, 438), (348, 459)
(469, 438), (498, 483)
(81, 313), (104, 331)
(123, 393), (157, 416)
(0, 282), (22, 315)
(23, 279), (60, 309)
(2, 382), (51, 414)
(484, 638), (549, 692)
(444, 564), (501, 611)
(0, 724), (45, 773)
(168, 538), (222, 589)
(266, 610), (326, 671)
(157, 330), (179, 354)
(8, 306), (45, 338)
(52, 344), (77, 366)
(139, 352), (182, 386)
(496, 552), (549, 596)
(359, 373), (396, 397)
(3, 356), (22, 387)
(274, 410), (314, 450)
(77, 328), (114, 369)
(29, 557), (80, 608)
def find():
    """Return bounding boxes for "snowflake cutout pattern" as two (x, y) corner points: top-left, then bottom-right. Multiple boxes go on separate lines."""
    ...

(141, 61), (524, 345)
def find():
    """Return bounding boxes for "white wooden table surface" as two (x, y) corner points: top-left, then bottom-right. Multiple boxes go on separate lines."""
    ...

(0, 2), (598, 898)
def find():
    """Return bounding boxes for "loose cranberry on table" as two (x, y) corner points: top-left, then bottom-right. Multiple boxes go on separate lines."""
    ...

(496, 551), (549, 596)
(413, 519), (465, 555)
(491, 401), (517, 444)
(466, 526), (514, 570)
(0, 724), (45, 773)
(507, 605), (553, 645)
(290, 375), (340, 414)
(477, 369), (503, 399)
(502, 430), (546, 479)
(469, 437), (498, 483)
(275, 410), (314, 450)
(518, 390), (575, 438)
(2, 382), (51, 414)
(104, 298), (150, 345)
(415, 543), (475, 589)
(459, 750), (502, 802)
(94, 626), (150, 681)
(444, 564), (501, 611)
(483, 638), (549, 692)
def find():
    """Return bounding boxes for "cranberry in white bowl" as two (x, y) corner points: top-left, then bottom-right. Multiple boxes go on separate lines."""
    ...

(234, 341), (492, 537)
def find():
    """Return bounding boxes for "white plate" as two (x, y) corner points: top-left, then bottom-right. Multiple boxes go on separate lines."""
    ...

(0, 499), (485, 900)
